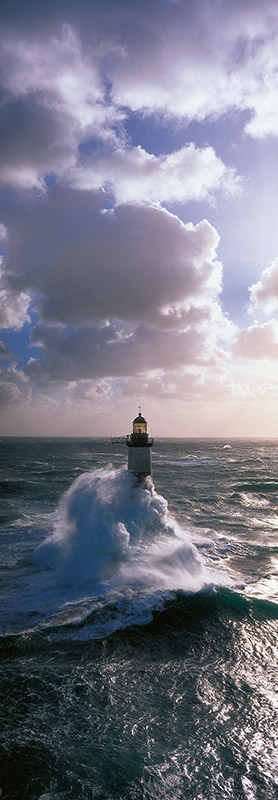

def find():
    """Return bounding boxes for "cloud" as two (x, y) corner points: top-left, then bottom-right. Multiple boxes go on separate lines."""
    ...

(0, 340), (13, 360)
(0, 379), (23, 405)
(0, 94), (76, 190)
(72, 380), (111, 401)
(233, 319), (278, 359)
(3, 188), (223, 327)
(2, 0), (278, 434)
(0, 259), (31, 330)
(0, 22), (121, 189)
(1, 0), (278, 199)
(0, 364), (31, 405)
(249, 257), (278, 314)
(24, 319), (214, 385)
(0, 14), (240, 198)
(1, 176), (236, 394)
(69, 142), (239, 205)
(104, 0), (278, 137)
(115, 367), (248, 403)
(0, 224), (8, 242)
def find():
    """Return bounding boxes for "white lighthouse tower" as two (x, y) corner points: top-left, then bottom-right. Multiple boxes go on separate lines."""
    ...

(126, 409), (154, 479)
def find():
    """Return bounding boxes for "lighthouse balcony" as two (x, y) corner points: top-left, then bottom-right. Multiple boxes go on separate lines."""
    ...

(126, 434), (154, 447)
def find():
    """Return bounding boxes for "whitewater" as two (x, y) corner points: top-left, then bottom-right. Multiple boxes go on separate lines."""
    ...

(1, 463), (229, 642)
(0, 437), (277, 800)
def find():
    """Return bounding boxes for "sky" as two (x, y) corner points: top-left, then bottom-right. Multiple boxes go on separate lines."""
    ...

(1, 0), (278, 438)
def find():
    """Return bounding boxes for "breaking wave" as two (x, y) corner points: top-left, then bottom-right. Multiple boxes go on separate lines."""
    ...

(35, 467), (213, 589)
(12, 467), (232, 640)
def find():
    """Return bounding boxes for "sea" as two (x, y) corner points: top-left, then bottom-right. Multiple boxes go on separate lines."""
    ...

(0, 437), (277, 800)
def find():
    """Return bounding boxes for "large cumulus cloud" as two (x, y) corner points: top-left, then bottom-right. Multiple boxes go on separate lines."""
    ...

(1, 185), (233, 387)
(3, 188), (223, 328)
(69, 142), (238, 205)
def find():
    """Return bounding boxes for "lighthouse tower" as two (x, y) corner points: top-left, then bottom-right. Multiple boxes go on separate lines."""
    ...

(126, 409), (154, 479)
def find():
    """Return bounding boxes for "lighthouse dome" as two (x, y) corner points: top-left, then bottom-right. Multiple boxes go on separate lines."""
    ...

(133, 412), (146, 425)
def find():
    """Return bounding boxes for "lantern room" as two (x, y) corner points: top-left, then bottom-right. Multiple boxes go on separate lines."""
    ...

(132, 411), (147, 436)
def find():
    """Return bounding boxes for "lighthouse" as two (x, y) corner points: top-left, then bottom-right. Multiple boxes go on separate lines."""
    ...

(126, 409), (154, 479)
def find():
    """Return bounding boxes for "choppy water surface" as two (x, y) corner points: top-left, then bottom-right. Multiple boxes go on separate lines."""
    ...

(0, 437), (277, 799)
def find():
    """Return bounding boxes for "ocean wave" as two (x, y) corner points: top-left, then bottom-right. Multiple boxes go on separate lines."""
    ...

(233, 492), (270, 508)
(153, 458), (220, 467)
(33, 468), (207, 586)
(234, 482), (278, 494)
(2, 586), (277, 649)
(2, 467), (232, 638)
(0, 479), (31, 495)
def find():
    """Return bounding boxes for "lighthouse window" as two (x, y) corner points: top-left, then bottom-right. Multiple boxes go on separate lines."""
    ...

(133, 421), (147, 434)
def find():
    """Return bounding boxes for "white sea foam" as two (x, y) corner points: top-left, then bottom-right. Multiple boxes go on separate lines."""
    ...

(34, 467), (211, 592)
(2, 467), (231, 639)
(239, 492), (269, 508)
(153, 458), (219, 467)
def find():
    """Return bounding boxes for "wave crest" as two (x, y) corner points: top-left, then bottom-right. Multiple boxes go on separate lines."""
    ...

(34, 467), (207, 592)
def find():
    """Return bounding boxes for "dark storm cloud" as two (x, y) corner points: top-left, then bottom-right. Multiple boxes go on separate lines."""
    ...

(0, 94), (75, 189)
(25, 320), (207, 385)
(3, 187), (221, 327)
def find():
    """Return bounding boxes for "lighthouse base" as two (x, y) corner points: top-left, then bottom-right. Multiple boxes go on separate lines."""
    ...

(128, 446), (152, 478)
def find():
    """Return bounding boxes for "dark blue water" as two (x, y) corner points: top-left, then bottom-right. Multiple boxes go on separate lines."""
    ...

(0, 438), (277, 799)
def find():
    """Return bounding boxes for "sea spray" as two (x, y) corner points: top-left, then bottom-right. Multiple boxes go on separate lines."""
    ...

(35, 466), (206, 589)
